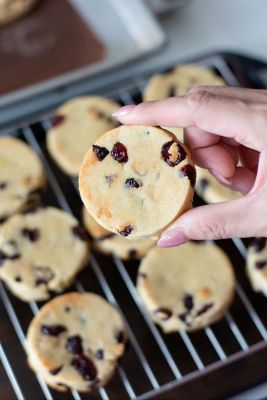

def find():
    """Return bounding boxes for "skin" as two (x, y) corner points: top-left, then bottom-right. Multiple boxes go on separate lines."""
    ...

(112, 87), (267, 247)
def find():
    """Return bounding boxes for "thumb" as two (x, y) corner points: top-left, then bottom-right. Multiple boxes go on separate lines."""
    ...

(157, 195), (260, 247)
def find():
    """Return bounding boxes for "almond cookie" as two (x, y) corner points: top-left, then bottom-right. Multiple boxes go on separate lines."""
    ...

(47, 96), (120, 176)
(79, 125), (195, 240)
(0, 0), (38, 25)
(137, 242), (235, 332)
(0, 136), (45, 222)
(26, 292), (126, 392)
(82, 206), (155, 260)
(246, 238), (267, 296)
(0, 207), (89, 301)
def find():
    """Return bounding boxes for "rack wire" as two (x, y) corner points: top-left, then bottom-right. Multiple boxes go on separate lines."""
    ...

(1, 55), (267, 400)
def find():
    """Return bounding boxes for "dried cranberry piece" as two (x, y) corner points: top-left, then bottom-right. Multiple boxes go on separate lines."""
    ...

(200, 178), (209, 192)
(178, 312), (188, 323)
(21, 228), (40, 242)
(65, 306), (71, 313)
(0, 250), (20, 265)
(8, 253), (21, 261)
(196, 303), (213, 316)
(41, 324), (67, 336)
(0, 216), (7, 224)
(111, 142), (128, 163)
(0, 251), (7, 266)
(180, 165), (196, 187)
(0, 181), (8, 190)
(128, 249), (138, 259)
(72, 226), (88, 241)
(155, 307), (173, 321)
(52, 114), (65, 127)
(95, 349), (104, 360)
(115, 330), (125, 343)
(66, 335), (83, 355)
(255, 260), (267, 270)
(161, 141), (186, 167)
(168, 85), (176, 97)
(50, 366), (63, 375)
(71, 355), (97, 381)
(15, 276), (22, 282)
(183, 293), (194, 312)
(252, 238), (266, 252)
(125, 178), (142, 188)
(118, 225), (133, 237)
(35, 266), (54, 285)
(92, 145), (109, 161)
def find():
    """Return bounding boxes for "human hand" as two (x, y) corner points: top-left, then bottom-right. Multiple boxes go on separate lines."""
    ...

(112, 87), (267, 247)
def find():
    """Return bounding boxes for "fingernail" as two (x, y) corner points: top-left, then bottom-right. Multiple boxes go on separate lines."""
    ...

(210, 170), (232, 185)
(157, 229), (188, 248)
(112, 105), (136, 117)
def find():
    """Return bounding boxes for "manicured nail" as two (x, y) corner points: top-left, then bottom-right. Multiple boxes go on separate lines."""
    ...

(112, 105), (136, 117)
(157, 229), (188, 248)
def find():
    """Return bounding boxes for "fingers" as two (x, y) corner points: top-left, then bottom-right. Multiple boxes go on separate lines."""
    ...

(113, 90), (267, 150)
(212, 167), (256, 194)
(157, 193), (262, 247)
(190, 86), (267, 103)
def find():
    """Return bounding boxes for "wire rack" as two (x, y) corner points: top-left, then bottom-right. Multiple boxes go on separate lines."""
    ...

(1, 55), (267, 400)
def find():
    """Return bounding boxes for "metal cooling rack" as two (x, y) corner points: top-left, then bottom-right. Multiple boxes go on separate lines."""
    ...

(1, 54), (267, 400)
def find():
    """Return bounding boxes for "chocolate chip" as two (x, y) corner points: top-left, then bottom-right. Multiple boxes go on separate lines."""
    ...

(128, 249), (138, 259)
(111, 142), (128, 163)
(125, 178), (142, 188)
(199, 178), (209, 192)
(161, 141), (186, 167)
(50, 366), (63, 375)
(255, 260), (267, 270)
(252, 238), (266, 252)
(115, 330), (125, 343)
(41, 324), (67, 336)
(35, 266), (54, 286)
(180, 165), (196, 187)
(183, 293), (194, 312)
(21, 228), (40, 242)
(95, 349), (104, 360)
(66, 335), (83, 355)
(72, 226), (88, 241)
(71, 355), (97, 381)
(155, 307), (173, 321)
(92, 145), (109, 161)
(118, 225), (133, 237)
(52, 114), (65, 127)
(195, 303), (214, 316)
(0, 181), (8, 190)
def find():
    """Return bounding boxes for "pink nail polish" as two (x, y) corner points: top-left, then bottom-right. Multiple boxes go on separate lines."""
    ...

(157, 230), (188, 248)
(112, 105), (135, 117)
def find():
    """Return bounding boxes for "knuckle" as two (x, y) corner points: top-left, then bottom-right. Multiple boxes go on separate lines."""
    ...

(186, 89), (212, 114)
(200, 219), (228, 240)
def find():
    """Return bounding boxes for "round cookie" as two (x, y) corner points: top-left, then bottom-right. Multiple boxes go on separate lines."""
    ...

(82, 207), (155, 260)
(0, 207), (89, 301)
(0, 136), (46, 222)
(0, 0), (38, 25)
(26, 292), (126, 392)
(246, 238), (267, 296)
(143, 64), (225, 101)
(47, 96), (120, 176)
(195, 166), (242, 203)
(79, 125), (195, 240)
(137, 242), (235, 332)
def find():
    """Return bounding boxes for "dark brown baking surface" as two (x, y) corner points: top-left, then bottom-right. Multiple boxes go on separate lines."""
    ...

(0, 0), (105, 95)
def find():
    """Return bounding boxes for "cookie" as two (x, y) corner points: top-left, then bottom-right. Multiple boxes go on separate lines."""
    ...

(137, 242), (235, 332)
(246, 238), (267, 296)
(0, 136), (46, 222)
(0, 207), (89, 301)
(47, 96), (120, 176)
(26, 292), (126, 392)
(82, 205), (110, 240)
(79, 125), (195, 240)
(143, 64), (225, 101)
(195, 166), (242, 203)
(0, 0), (38, 25)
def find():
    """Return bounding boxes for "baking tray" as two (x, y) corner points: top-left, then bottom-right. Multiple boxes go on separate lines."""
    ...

(1, 53), (267, 400)
(0, 0), (166, 121)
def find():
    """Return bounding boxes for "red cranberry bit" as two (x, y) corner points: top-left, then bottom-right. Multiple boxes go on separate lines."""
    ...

(71, 355), (97, 381)
(50, 366), (63, 375)
(161, 141), (186, 167)
(128, 249), (138, 259)
(183, 293), (194, 311)
(0, 181), (8, 190)
(155, 307), (172, 321)
(115, 330), (125, 343)
(168, 85), (176, 97)
(0, 251), (7, 266)
(200, 178), (209, 191)
(72, 226), (88, 241)
(21, 228), (40, 242)
(92, 145), (109, 161)
(95, 349), (104, 360)
(255, 260), (267, 270)
(66, 335), (83, 355)
(111, 142), (128, 163)
(41, 324), (67, 336)
(52, 114), (65, 127)
(252, 237), (266, 252)
(180, 165), (196, 187)
(15, 276), (22, 282)
(196, 303), (213, 316)
(125, 178), (142, 188)
(35, 266), (54, 286)
(118, 225), (133, 237)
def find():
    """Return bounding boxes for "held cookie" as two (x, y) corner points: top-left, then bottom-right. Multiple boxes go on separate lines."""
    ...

(26, 292), (126, 392)
(0, 207), (89, 301)
(246, 238), (267, 296)
(195, 166), (242, 203)
(0, 136), (45, 222)
(0, 0), (38, 25)
(79, 125), (195, 240)
(82, 207), (155, 260)
(137, 242), (235, 332)
(47, 96), (120, 175)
